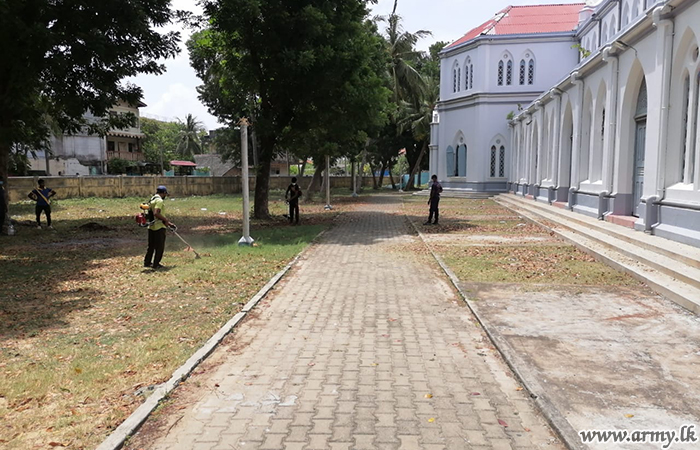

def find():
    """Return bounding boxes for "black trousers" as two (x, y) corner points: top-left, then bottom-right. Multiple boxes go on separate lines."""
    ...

(289, 201), (299, 223)
(36, 204), (51, 226)
(145, 228), (167, 267)
(428, 198), (440, 223)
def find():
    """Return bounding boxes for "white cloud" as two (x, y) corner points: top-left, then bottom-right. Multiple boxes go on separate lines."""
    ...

(142, 82), (220, 130)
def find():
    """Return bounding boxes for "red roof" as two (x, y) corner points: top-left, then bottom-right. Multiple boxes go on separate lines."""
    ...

(447, 3), (585, 49)
(170, 160), (198, 167)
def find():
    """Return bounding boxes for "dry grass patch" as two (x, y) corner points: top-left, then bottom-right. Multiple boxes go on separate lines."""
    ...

(0, 191), (370, 450)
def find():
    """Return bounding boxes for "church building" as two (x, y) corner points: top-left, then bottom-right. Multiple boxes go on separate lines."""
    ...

(432, 0), (700, 247)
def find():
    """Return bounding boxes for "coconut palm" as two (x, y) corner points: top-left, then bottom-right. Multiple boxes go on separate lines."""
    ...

(398, 75), (439, 190)
(176, 114), (205, 160)
(384, 0), (431, 106)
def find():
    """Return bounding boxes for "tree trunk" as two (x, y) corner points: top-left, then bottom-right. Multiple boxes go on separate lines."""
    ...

(253, 133), (276, 220)
(306, 164), (324, 200)
(406, 139), (428, 191)
(369, 162), (378, 189)
(377, 161), (386, 189)
(389, 162), (396, 189)
(0, 141), (9, 234)
(299, 158), (307, 177)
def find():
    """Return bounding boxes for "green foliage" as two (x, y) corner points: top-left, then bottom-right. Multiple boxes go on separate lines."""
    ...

(140, 117), (181, 169)
(188, 0), (390, 217)
(176, 114), (206, 160)
(106, 158), (136, 175)
(507, 111), (516, 121)
(572, 43), (592, 59)
(0, 0), (181, 188)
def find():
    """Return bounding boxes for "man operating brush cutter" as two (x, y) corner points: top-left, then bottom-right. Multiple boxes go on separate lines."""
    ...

(144, 185), (175, 270)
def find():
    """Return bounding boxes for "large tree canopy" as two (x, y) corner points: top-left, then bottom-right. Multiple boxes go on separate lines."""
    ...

(0, 0), (180, 230)
(189, 0), (389, 219)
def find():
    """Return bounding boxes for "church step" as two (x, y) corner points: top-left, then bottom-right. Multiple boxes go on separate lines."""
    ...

(497, 194), (700, 288)
(498, 193), (700, 270)
(413, 189), (494, 199)
(495, 194), (700, 313)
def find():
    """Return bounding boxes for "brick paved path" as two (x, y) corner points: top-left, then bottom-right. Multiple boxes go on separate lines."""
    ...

(139, 195), (563, 450)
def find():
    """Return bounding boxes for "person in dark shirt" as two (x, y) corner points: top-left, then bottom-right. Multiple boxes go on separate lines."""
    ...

(285, 177), (303, 225)
(28, 179), (56, 229)
(424, 175), (443, 225)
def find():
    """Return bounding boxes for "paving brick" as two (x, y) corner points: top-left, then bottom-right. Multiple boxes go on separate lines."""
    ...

(131, 196), (565, 450)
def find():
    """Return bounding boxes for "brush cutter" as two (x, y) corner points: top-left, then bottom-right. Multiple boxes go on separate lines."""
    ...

(168, 224), (202, 259)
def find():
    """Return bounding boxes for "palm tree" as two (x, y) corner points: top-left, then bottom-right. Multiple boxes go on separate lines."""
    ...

(176, 114), (205, 160)
(384, 0), (431, 106)
(398, 75), (439, 190)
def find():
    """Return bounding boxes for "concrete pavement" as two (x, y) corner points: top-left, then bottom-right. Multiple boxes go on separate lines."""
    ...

(124, 195), (564, 450)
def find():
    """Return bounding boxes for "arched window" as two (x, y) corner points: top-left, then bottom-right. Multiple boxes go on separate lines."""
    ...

(499, 146), (506, 177)
(469, 63), (474, 89)
(519, 60), (526, 85)
(506, 60), (513, 85)
(498, 61), (504, 86)
(464, 64), (470, 91)
(453, 67), (458, 93)
(457, 67), (461, 91)
(528, 59), (535, 85)
(490, 146), (497, 177)
(622, 3), (630, 27)
(609, 17), (616, 40)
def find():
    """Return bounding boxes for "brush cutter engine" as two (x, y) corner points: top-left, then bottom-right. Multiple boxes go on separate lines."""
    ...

(135, 202), (154, 227)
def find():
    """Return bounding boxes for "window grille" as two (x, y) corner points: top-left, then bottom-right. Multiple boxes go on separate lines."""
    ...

(519, 60), (526, 85)
(498, 61), (504, 86)
(506, 60), (513, 85)
(528, 59), (535, 85)
(499, 146), (506, 177)
(490, 146), (497, 177)
(469, 64), (474, 89)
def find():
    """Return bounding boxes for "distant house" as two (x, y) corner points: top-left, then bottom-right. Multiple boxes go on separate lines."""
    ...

(194, 154), (236, 177)
(29, 100), (147, 175)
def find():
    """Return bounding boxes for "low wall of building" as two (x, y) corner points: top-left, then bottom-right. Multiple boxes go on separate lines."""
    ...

(6, 175), (370, 202)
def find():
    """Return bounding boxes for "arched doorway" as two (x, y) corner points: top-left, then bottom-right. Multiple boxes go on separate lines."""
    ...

(633, 80), (647, 217)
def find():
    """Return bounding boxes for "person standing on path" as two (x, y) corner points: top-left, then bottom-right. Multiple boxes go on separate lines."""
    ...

(285, 177), (303, 225)
(144, 185), (175, 269)
(28, 179), (56, 229)
(425, 174), (443, 225)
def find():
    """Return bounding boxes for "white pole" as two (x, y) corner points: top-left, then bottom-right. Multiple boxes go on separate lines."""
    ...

(352, 157), (358, 197)
(324, 154), (333, 210)
(238, 118), (254, 246)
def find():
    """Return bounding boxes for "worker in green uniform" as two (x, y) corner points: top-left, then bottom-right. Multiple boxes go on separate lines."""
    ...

(144, 185), (175, 269)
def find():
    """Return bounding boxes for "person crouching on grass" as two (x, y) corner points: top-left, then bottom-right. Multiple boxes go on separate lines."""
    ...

(28, 179), (56, 229)
(144, 185), (175, 270)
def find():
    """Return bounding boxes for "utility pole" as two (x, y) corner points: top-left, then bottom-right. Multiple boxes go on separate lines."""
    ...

(238, 118), (254, 246)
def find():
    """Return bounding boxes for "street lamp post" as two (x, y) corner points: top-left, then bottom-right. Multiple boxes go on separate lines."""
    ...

(238, 118), (254, 246)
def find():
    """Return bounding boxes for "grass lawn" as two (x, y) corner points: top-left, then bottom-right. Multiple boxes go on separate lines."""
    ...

(403, 196), (640, 286)
(0, 191), (363, 449)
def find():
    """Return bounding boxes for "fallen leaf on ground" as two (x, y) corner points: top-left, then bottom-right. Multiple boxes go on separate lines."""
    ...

(498, 419), (508, 427)
(425, 394), (433, 399)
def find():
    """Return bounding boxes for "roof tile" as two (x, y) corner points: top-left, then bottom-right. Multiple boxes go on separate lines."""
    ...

(447, 3), (585, 49)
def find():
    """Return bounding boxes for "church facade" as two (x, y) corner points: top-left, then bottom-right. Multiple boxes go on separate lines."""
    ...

(432, 0), (700, 247)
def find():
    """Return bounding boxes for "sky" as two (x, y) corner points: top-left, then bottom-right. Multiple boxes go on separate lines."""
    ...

(132, 0), (584, 131)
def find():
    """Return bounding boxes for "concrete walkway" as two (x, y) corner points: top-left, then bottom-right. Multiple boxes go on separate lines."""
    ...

(127, 195), (564, 450)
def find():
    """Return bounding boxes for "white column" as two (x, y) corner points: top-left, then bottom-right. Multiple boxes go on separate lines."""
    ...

(651, 6), (674, 199)
(570, 72), (585, 189)
(551, 90), (562, 186)
(602, 46), (620, 194)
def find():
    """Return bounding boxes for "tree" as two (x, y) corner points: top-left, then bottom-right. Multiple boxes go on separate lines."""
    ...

(176, 114), (205, 160)
(141, 117), (183, 171)
(383, 0), (431, 106)
(0, 1), (180, 232)
(401, 41), (446, 190)
(189, 0), (389, 219)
